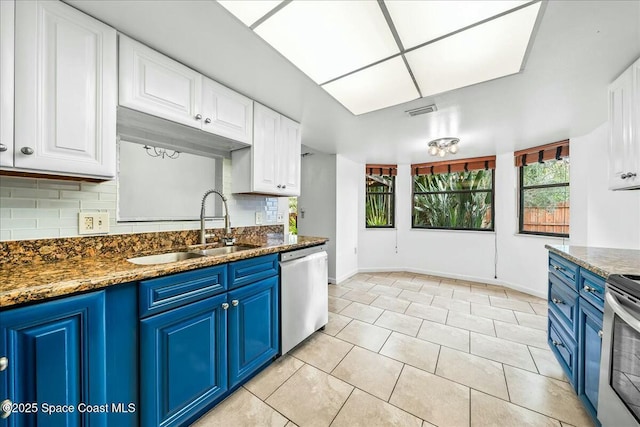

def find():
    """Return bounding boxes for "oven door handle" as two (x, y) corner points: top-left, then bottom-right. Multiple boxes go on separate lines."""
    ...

(605, 291), (640, 333)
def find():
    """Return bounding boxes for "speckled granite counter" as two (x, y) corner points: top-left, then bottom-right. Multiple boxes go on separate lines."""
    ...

(0, 235), (328, 308)
(545, 245), (640, 278)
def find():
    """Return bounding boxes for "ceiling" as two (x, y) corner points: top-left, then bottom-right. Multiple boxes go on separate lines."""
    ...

(67, 0), (640, 164)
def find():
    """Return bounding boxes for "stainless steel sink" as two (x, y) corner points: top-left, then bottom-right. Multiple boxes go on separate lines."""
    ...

(127, 251), (206, 265)
(190, 245), (257, 257)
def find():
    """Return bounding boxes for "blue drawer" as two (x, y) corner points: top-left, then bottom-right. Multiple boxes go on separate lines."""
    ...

(579, 269), (605, 312)
(548, 272), (579, 339)
(228, 254), (278, 289)
(549, 253), (579, 290)
(139, 265), (227, 318)
(548, 310), (577, 387)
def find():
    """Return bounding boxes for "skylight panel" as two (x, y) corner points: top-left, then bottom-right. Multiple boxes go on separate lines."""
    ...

(406, 2), (540, 98)
(385, 0), (532, 49)
(217, 1), (283, 27)
(322, 57), (419, 115)
(254, 1), (399, 84)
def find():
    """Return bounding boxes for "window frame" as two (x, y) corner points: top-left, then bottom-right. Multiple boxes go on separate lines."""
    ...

(518, 160), (570, 238)
(365, 174), (396, 229)
(411, 170), (495, 232)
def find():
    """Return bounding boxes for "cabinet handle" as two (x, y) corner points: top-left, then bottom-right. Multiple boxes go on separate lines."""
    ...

(0, 357), (7, 372)
(204, 118), (211, 124)
(583, 285), (596, 293)
(282, 185), (287, 189)
(598, 330), (603, 339)
(277, 185), (282, 189)
(551, 298), (564, 305)
(551, 340), (564, 348)
(20, 147), (34, 155)
(0, 144), (7, 152)
(231, 299), (239, 307)
(195, 114), (202, 121)
(0, 399), (11, 418)
(627, 172), (637, 179)
(222, 302), (229, 310)
(553, 265), (564, 272)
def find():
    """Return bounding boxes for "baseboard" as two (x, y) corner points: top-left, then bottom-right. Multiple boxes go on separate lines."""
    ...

(334, 269), (359, 285)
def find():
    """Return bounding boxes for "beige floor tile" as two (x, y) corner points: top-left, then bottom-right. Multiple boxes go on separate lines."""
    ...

(290, 332), (353, 372)
(374, 310), (422, 336)
(422, 422), (437, 427)
(332, 388), (422, 427)
(266, 364), (353, 427)
(440, 280), (472, 291)
(285, 422), (298, 427)
(340, 302), (384, 323)
(349, 273), (374, 282)
(193, 387), (287, 427)
(411, 276), (441, 287)
(453, 290), (491, 305)
(323, 312), (352, 336)
(405, 302), (448, 324)
(380, 332), (440, 373)
(506, 290), (546, 304)
(342, 289), (378, 304)
(391, 280), (423, 292)
(244, 355), (304, 400)
(470, 332), (537, 372)
(332, 347), (403, 400)
(470, 284), (508, 298)
(436, 347), (509, 400)
(529, 346), (568, 382)
(336, 320), (392, 352)
(431, 296), (471, 313)
(371, 295), (411, 313)
(494, 321), (548, 349)
(366, 276), (396, 286)
(531, 302), (549, 316)
(470, 389), (562, 427)
(397, 289), (434, 305)
(420, 285), (454, 298)
(328, 296), (351, 313)
(417, 320), (470, 352)
(369, 284), (402, 297)
(388, 271), (415, 280)
(390, 365), (470, 427)
(471, 303), (518, 324)
(342, 280), (375, 292)
(504, 365), (592, 426)
(489, 296), (535, 313)
(447, 311), (496, 336)
(515, 311), (548, 331)
(328, 285), (351, 298)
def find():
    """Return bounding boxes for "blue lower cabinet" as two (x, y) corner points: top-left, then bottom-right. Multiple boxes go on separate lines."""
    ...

(0, 292), (107, 427)
(548, 310), (578, 387)
(228, 276), (279, 388)
(140, 294), (228, 427)
(577, 299), (603, 426)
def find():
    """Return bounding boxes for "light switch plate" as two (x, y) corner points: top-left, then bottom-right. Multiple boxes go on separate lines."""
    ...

(78, 212), (109, 235)
(255, 211), (264, 225)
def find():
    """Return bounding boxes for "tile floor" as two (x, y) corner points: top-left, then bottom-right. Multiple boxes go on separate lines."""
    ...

(193, 272), (594, 427)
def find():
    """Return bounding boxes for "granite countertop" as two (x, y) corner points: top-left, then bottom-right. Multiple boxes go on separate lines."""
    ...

(0, 235), (328, 308)
(545, 245), (640, 278)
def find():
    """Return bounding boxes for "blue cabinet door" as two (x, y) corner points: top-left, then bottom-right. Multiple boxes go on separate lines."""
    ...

(0, 292), (107, 427)
(140, 294), (228, 427)
(578, 299), (603, 425)
(228, 276), (279, 388)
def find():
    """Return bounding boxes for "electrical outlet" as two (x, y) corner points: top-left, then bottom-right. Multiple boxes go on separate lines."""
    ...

(255, 211), (264, 225)
(277, 212), (284, 223)
(78, 212), (110, 235)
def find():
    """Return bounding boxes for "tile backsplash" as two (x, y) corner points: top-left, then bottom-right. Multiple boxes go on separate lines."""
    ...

(0, 159), (283, 241)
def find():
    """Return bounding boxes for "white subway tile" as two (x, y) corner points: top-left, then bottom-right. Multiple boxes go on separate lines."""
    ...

(1, 198), (36, 208)
(0, 188), (10, 197)
(0, 177), (37, 188)
(60, 190), (100, 200)
(80, 182), (116, 193)
(37, 180), (80, 191)
(99, 192), (117, 201)
(12, 228), (60, 240)
(109, 225), (134, 234)
(60, 209), (81, 218)
(0, 230), (11, 241)
(132, 223), (160, 233)
(37, 199), (80, 209)
(11, 208), (58, 219)
(38, 217), (77, 228)
(0, 208), (10, 218)
(80, 201), (116, 210)
(0, 218), (37, 229)
(12, 188), (60, 199)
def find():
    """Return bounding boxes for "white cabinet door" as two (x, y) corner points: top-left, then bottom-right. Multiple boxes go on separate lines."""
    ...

(252, 103), (280, 193)
(0, 0), (14, 167)
(119, 35), (202, 129)
(14, 0), (117, 178)
(279, 116), (301, 196)
(201, 77), (253, 144)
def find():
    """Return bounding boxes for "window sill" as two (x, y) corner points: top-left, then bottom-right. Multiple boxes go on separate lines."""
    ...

(410, 228), (495, 235)
(515, 232), (568, 241)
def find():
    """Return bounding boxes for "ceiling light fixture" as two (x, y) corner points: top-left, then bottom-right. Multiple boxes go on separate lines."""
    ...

(428, 137), (459, 157)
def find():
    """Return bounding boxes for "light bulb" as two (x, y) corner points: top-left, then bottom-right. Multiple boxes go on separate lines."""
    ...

(438, 148), (446, 157)
(448, 144), (459, 154)
(429, 145), (439, 156)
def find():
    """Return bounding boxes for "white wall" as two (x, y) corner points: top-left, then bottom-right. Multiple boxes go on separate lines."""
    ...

(0, 158), (286, 241)
(297, 152), (337, 281)
(335, 155), (360, 283)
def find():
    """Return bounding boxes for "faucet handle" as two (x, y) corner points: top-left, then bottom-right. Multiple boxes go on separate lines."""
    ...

(222, 237), (236, 246)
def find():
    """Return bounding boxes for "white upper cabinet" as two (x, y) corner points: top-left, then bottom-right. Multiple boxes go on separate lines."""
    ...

(0, 0), (14, 168)
(232, 103), (301, 196)
(201, 77), (253, 145)
(608, 57), (640, 190)
(119, 36), (203, 129)
(13, 0), (117, 178)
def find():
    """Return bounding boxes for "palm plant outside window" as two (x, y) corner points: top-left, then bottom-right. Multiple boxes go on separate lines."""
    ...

(365, 164), (396, 228)
(412, 157), (495, 231)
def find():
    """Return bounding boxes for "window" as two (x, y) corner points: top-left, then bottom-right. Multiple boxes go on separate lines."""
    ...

(365, 164), (396, 228)
(517, 140), (570, 237)
(412, 157), (495, 231)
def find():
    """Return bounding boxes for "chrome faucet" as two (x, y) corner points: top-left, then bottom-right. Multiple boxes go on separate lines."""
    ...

(200, 189), (235, 246)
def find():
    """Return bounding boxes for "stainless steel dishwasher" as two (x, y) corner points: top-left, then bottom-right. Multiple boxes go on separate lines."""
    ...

(279, 244), (328, 354)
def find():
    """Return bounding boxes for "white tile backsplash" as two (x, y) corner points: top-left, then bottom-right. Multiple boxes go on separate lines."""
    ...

(0, 159), (284, 241)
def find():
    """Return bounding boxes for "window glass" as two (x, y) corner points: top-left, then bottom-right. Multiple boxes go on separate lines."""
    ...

(366, 174), (395, 228)
(412, 170), (494, 230)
